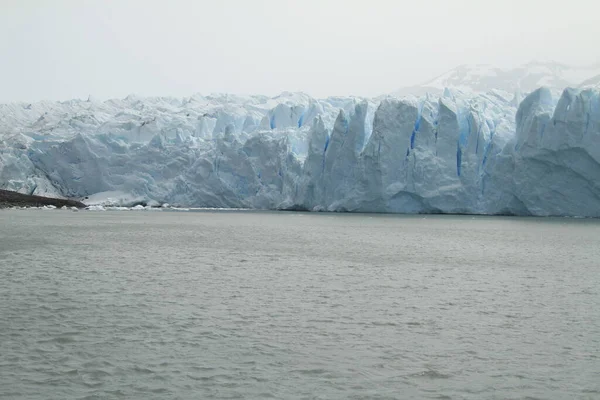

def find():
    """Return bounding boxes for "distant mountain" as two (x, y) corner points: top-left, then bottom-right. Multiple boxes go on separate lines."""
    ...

(392, 61), (600, 96)
(580, 74), (600, 89)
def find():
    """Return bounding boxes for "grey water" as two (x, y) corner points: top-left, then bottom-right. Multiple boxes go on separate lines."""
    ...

(1, 210), (599, 400)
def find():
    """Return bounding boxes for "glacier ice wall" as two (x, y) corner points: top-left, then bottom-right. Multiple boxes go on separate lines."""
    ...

(1, 88), (599, 216)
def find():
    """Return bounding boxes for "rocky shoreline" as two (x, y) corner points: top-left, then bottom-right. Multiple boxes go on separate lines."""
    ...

(0, 189), (86, 209)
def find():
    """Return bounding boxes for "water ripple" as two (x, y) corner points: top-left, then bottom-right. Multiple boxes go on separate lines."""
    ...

(1, 210), (600, 399)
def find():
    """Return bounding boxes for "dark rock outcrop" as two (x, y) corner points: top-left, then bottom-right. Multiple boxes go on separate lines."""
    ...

(0, 189), (85, 209)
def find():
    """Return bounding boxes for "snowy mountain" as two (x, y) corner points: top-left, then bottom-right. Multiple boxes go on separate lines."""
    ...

(1, 85), (600, 216)
(392, 61), (600, 96)
(580, 74), (600, 89)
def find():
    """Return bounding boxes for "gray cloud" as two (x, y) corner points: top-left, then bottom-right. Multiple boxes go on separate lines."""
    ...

(1, 0), (598, 102)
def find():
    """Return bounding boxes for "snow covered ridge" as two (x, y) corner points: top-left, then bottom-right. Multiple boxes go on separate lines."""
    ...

(1, 87), (599, 216)
(391, 61), (600, 96)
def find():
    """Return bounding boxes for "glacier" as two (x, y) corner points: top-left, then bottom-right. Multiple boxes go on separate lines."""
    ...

(1, 88), (599, 216)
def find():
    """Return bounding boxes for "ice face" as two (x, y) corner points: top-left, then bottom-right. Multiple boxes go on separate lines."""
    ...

(1, 88), (599, 216)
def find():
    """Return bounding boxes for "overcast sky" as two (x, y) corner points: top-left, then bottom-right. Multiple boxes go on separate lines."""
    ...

(1, 0), (599, 102)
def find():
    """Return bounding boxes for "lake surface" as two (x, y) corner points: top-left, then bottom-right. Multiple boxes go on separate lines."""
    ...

(1, 210), (599, 399)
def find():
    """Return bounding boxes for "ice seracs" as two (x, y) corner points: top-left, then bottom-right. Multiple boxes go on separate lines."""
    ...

(1, 86), (600, 216)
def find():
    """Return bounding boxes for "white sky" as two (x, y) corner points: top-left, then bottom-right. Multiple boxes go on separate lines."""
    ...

(1, 0), (599, 102)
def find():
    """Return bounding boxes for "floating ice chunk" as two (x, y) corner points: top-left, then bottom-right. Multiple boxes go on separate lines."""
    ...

(86, 205), (105, 211)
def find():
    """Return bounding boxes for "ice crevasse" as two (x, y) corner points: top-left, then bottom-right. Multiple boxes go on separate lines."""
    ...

(1, 88), (599, 216)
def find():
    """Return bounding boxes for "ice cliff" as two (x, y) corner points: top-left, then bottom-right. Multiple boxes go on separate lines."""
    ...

(1, 88), (599, 216)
